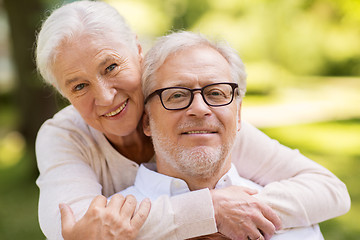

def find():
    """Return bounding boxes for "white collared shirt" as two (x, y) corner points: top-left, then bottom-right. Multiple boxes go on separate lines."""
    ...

(119, 163), (324, 240)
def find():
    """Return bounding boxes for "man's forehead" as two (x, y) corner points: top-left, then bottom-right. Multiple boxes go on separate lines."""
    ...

(154, 46), (232, 88)
(164, 45), (223, 63)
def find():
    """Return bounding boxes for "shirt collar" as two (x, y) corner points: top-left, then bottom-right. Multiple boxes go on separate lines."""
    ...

(215, 164), (238, 189)
(134, 163), (190, 200)
(134, 163), (249, 200)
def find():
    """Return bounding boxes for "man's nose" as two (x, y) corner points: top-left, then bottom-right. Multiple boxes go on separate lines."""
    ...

(186, 92), (212, 117)
(94, 81), (116, 106)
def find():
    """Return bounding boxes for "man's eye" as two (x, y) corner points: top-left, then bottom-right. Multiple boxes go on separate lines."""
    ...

(74, 83), (86, 91)
(172, 93), (185, 99)
(105, 64), (117, 73)
(165, 91), (189, 103)
(208, 90), (225, 96)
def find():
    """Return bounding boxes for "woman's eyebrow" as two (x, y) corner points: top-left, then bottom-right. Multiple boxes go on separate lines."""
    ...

(99, 57), (114, 68)
(99, 56), (128, 68)
(65, 77), (79, 87)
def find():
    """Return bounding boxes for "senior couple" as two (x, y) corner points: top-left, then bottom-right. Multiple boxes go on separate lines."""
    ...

(35, 1), (350, 240)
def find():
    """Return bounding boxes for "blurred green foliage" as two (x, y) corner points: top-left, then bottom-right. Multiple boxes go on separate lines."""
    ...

(261, 119), (360, 240)
(109, 0), (360, 79)
(0, 0), (359, 239)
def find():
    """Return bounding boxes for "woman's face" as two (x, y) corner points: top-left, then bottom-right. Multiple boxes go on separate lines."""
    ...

(52, 33), (144, 140)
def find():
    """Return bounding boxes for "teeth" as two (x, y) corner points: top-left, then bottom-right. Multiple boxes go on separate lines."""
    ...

(104, 101), (127, 117)
(187, 131), (210, 134)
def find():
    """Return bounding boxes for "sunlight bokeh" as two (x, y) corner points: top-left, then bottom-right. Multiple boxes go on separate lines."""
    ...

(0, 131), (26, 168)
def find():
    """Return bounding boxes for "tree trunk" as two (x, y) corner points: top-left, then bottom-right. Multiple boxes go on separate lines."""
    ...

(3, 0), (60, 175)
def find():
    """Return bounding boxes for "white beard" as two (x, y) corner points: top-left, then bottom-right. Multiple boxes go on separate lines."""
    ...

(149, 117), (236, 179)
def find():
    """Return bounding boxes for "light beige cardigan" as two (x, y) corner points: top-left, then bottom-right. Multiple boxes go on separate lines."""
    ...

(36, 105), (350, 239)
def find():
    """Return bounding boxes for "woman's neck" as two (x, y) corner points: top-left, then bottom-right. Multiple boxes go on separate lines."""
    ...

(105, 124), (154, 165)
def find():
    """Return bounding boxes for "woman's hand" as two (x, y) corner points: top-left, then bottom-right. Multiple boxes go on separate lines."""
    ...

(60, 194), (151, 240)
(188, 232), (230, 240)
(211, 186), (281, 240)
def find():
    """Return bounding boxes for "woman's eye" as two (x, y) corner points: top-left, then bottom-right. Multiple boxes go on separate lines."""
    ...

(105, 63), (117, 73)
(74, 83), (86, 92)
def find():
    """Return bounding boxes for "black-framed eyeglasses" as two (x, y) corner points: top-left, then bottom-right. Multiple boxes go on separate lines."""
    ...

(144, 82), (239, 110)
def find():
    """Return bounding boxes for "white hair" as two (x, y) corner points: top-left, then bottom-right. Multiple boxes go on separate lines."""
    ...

(35, 0), (137, 91)
(142, 31), (247, 100)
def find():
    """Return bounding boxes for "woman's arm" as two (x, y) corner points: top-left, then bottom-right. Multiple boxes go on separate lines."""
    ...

(38, 109), (348, 239)
(60, 194), (151, 240)
(36, 122), (103, 239)
(232, 121), (351, 228)
(37, 120), (277, 240)
(35, 109), (220, 239)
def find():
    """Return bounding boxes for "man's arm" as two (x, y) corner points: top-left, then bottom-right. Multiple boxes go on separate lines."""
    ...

(232, 121), (351, 228)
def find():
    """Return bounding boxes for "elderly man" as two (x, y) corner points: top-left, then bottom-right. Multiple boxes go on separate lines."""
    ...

(117, 31), (330, 240)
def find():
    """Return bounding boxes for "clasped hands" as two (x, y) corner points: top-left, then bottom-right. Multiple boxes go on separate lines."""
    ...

(211, 186), (281, 240)
(60, 186), (281, 240)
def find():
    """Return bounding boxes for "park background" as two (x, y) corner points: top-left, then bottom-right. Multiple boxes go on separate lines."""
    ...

(0, 0), (359, 239)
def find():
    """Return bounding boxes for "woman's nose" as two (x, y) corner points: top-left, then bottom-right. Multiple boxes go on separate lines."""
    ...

(94, 82), (116, 106)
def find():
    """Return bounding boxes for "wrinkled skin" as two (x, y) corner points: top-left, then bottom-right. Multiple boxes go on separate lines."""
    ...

(212, 186), (281, 240)
(60, 194), (151, 240)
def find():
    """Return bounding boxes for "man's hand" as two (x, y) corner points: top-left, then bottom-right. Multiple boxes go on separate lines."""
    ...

(211, 186), (281, 240)
(60, 194), (151, 240)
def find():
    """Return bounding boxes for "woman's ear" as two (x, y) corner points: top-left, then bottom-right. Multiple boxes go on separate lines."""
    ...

(142, 111), (151, 137)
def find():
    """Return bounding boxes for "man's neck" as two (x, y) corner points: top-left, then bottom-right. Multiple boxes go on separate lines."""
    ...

(105, 123), (154, 165)
(157, 158), (232, 191)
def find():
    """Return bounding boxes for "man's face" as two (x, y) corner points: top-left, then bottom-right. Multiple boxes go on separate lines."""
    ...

(144, 45), (241, 181)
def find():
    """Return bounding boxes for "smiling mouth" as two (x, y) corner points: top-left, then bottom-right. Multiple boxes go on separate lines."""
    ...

(104, 100), (128, 117)
(183, 130), (216, 134)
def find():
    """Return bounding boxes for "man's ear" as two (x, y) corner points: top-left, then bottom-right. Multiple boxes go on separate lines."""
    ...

(237, 101), (242, 132)
(142, 110), (151, 136)
(136, 35), (144, 62)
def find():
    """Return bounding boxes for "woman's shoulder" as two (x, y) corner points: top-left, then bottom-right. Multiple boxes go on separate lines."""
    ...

(37, 105), (93, 140)
(52, 105), (83, 122)
(42, 105), (86, 129)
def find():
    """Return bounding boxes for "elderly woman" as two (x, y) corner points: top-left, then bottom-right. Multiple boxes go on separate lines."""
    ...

(35, 1), (350, 240)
